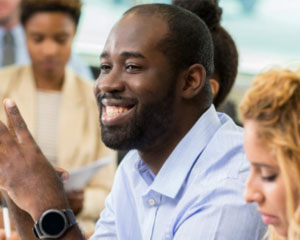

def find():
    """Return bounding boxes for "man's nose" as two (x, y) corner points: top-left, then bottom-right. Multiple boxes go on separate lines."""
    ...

(95, 68), (125, 94)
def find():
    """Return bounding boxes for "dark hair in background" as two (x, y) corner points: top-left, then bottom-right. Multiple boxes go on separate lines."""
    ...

(21, 0), (82, 27)
(173, 0), (239, 108)
(124, 4), (214, 108)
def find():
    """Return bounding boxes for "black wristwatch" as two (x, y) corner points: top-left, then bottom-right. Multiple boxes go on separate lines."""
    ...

(33, 209), (76, 239)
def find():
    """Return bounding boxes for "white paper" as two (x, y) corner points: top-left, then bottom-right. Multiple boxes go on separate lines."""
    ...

(64, 155), (113, 192)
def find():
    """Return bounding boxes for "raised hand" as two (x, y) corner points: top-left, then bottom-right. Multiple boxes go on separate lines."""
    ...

(0, 99), (69, 220)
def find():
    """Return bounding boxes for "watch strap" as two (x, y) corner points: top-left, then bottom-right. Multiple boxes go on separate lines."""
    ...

(65, 209), (77, 226)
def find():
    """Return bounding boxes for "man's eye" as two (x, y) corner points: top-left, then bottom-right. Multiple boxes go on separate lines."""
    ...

(126, 64), (142, 72)
(100, 64), (111, 73)
(262, 174), (278, 182)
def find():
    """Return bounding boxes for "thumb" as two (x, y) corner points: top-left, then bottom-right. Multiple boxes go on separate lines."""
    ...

(0, 229), (6, 240)
(54, 166), (69, 182)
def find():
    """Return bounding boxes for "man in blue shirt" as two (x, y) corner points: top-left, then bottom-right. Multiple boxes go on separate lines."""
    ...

(0, 3), (265, 240)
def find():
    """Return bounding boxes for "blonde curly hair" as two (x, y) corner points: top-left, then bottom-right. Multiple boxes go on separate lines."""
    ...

(240, 68), (300, 240)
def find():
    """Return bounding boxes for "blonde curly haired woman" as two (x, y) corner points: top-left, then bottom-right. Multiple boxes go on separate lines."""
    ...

(240, 68), (300, 239)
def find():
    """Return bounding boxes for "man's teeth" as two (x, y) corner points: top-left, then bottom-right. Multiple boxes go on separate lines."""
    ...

(106, 106), (129, 117)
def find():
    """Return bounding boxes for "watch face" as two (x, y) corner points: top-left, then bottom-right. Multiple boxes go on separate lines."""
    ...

(41, 211), (66, 235)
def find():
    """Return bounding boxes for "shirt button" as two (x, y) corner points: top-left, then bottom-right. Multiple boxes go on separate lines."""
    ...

(148, 199), (156, 206)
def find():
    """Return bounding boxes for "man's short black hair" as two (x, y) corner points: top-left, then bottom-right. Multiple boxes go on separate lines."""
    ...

(124, 4), (214, 106)
(21, 0), (82, 27)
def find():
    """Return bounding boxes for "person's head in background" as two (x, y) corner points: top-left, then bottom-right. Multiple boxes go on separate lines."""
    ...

(0, 0), (21, 29)
(172, 0), (238, 109)
(20, 0), (81, 90)
(240, 68), (300, 239)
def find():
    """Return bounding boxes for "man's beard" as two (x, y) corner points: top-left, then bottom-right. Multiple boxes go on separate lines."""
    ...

(98, 86), (176, 151)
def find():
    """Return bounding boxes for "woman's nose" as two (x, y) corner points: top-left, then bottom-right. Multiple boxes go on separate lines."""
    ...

(244, 178), (264, 204)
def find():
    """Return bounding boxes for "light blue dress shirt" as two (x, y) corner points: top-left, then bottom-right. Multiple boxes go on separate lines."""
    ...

(91, 106), (266, 240)
(0, 24), (93, 80)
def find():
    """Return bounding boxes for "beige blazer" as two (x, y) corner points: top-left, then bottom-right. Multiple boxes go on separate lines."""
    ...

(0, 65), (116, 232)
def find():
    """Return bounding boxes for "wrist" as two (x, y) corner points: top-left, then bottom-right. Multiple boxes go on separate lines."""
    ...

(33, 209), (76, 239)
(15, 189), (69, 221)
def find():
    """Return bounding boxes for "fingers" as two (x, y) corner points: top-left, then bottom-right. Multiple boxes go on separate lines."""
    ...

(67, 190), (84, 215)
(9, 232), (19, 240)
(0, 229), (19, 240)
(54, 166), (69, 182)
(67, 190), (84, 200)
(3, 99), (33, 145)
(0, 229), (5, 240)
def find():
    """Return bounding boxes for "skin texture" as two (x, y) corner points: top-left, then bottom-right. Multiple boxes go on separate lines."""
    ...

(243, 120), (288, 237)
(209, 78), (220, 99)
(95, 13), (206, 174)
(25, 12), (75, 90)
(67, 190), (84, 215)
(0, 0), (20, 29)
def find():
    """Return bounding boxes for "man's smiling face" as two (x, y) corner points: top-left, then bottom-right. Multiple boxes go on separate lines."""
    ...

(94, 13), (179, 151)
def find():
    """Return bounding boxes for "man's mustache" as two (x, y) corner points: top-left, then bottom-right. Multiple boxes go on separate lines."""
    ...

(98, 93), (125, 100)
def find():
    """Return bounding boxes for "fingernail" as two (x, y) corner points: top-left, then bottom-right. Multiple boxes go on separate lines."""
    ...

(4, 99), (15, 107)
(62, 172), (69, 182)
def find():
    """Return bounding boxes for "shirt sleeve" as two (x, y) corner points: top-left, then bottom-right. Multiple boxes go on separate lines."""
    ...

(172, 179), (266, 240)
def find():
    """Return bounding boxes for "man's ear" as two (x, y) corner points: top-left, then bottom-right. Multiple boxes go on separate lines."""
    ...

(209, 78), (220, 99)
(181, 64), (206, 99)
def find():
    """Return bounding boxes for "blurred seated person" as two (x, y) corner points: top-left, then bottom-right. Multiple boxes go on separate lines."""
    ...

(172, 0), (241, 126)
(240, 68), (300, 239)
(0, 0), (93, 79)
(0, 0), (116, 234)
(173, 0), (239, 111)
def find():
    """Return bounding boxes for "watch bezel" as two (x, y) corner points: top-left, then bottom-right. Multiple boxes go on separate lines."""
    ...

(37, 209), (68, 239)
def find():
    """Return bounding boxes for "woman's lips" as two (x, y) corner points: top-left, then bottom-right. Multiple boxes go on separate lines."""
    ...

(260, 212), (278, 225)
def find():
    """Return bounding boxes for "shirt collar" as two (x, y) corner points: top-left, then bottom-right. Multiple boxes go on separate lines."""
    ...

(148, 105), (221, 199)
